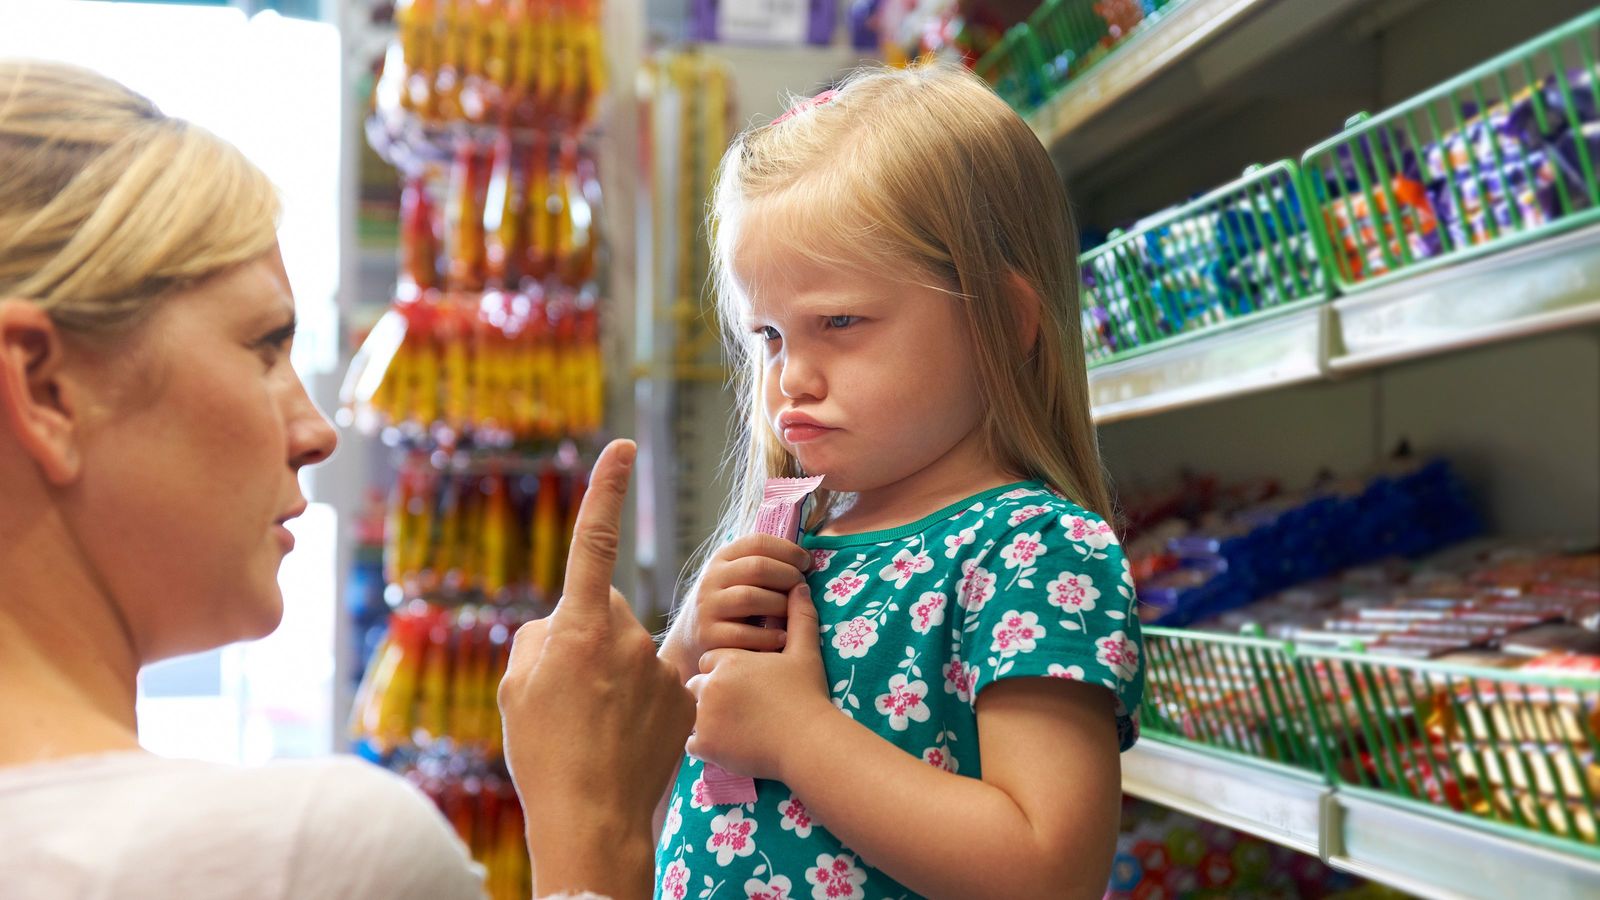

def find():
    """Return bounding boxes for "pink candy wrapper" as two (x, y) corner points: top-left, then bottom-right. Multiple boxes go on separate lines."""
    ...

(699, 474), (824, 806)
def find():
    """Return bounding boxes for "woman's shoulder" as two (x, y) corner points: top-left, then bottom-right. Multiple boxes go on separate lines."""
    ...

(0, 752), (483, 899)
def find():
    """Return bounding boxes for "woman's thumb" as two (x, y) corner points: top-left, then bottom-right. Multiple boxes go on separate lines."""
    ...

(783, 582), (820, 652)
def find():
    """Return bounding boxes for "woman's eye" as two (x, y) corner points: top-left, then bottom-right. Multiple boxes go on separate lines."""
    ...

(824, 315), (859, 330)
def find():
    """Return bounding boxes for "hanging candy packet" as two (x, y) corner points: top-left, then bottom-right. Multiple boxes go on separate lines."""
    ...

(699, 474), (825, 806)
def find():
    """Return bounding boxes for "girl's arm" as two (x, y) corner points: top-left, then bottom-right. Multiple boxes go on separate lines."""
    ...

(785, 679), (1119, 900)
(688, 587), (1123, 900)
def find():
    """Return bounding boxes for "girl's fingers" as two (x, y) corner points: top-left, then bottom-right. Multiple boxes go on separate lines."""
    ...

(715, 534), (812, 572)
(720, 555), (806, 592)
(705, 622), (789, 653)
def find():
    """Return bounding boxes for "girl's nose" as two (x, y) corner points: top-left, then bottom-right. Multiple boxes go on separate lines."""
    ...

(778, 347), (825, 401)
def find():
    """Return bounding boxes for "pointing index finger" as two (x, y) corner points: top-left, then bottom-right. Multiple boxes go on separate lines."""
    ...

(555, 439), (635, 623)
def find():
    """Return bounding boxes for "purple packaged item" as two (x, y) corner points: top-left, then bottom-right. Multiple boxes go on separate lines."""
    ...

(692, 0), (836, 46)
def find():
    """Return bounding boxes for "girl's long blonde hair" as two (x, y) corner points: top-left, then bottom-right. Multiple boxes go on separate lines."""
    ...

(688, 62), (1111, 599)
(0, 60), (280, 335)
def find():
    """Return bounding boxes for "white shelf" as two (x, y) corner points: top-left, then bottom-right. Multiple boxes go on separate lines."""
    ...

(1027, 0), (1374, 175)
(1326, 790), (1600, 900)
(1122, 740), (1327, 856)
(1126, 740), (1600, 899)
(1088, 223), (1600, 425)
(1088, 304), (1330, 424)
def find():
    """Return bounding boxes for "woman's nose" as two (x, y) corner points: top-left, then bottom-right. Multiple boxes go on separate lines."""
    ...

(285, 378), (338, 469)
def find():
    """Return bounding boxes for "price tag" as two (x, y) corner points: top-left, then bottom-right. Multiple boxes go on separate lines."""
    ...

(720, 0), (810, 45)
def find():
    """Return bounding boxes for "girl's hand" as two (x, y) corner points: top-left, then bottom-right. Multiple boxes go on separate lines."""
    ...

(667, 535), (811, 682)
(686, 583), (833, 781)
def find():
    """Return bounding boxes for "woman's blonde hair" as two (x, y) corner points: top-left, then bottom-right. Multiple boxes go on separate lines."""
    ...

(0, 60), (280, 334)
(694, 61), (1111, 593)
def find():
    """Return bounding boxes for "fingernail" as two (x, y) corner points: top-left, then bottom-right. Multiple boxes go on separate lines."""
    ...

(777, 631), (788, 648)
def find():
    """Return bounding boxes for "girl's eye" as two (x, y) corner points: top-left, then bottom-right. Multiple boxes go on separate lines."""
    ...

(823, 315), (859, 330)
(757, 325), (781, 342)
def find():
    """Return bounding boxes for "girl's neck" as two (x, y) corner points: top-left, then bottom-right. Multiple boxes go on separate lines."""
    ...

(819, 430), (1021, 537)
(0, 504), (142, 769)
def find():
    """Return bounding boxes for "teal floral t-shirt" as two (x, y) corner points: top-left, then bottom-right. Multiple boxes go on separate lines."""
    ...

(655, 482), (1143, 900)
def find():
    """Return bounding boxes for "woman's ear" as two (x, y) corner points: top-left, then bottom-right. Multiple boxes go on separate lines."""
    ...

(1006, 270), (1042, 355)
(0, 300), (82, 485)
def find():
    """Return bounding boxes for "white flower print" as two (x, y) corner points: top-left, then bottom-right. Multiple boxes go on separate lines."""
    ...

(1120, 556), (1135, 588)
(922, 745), (959, 773)
(873, 673), (931, 732)
(706, 807), (758, 866)
(659, 796), (683, 850)
(823, 570), (867, 606)
(999, 531), (1045, 569)
(1062, 513), (1118, 550)
(1007, 504), (1051, 527)
(745, 875), (794, 900)
(830, 616), (879, 660)
(689, 774), (714, 812)
(810, 548), (836, 573)
(879, 547), (934, 588)
(778, 795), (814, 839)
(1046, 571), (1100, 613)
(910, 591), (946, 634)
(660, 859), (690, 900)
(941, 659), (979, 703)
(999, 487), (1036, 501)
(806, 853), (868, 900)
(955, 560), (996, 612)
(1097, 630), (1140, 682)
(943, 527), (977, 559)
(990, 610), (1044, 655)
(1048, 663), (1086, 681)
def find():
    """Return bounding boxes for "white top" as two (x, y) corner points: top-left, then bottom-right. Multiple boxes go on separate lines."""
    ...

(0, 751), (485, 899)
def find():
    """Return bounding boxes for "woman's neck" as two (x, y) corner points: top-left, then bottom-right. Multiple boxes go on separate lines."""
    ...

(0, 500), (142, 768)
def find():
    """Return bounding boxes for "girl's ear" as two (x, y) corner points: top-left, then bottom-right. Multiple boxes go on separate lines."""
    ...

(1006, 270), (1042, 355)
(0, 300), (83, 485)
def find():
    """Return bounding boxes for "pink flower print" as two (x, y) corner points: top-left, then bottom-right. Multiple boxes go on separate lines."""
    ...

(943, 527), (977, 559)
(990, 610), (1044, 655)
(823, 570), (867, 606)
(956, 560), (996, 612)
(910, 591), (947, 634)
(810, 548), (836, 573)
(873, 673), (931, 732)
(999, 487), (1036, 501)
(1046, 571), (1100, 613)
(806, 853), (868, 900)
(922, 745), (959, 774)
(745, 875), (794, 900)
(706, 807), (758, 866)
(778, 795), (814, 838)
(1062, 513), (1118, 550)
(1048, 663), (1086, 681)
(879, 548), (933, 588)
(1008, 504), (1051, 527)
(999, 531), (1045, 569)
(830, 616), (879, 660)
(661, 859), (690, 900)
(1097, 630), (1140, 682)
(942, 659), (979, 702)
(689, 774), (714, 811)
(659, 796), (683, 850)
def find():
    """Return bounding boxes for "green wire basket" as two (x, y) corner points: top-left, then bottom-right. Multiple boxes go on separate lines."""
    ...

(1300, 7), (1600, 292)
(1140, 627), (1331, 776)
(1298, 646), (1600, 854)
(1080, 161), (1331, 367)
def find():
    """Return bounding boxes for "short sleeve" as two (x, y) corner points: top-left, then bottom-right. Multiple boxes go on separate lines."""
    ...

(955, 503), (1145, 751)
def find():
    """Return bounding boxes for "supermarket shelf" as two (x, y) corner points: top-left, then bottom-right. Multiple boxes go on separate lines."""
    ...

(1122, 739), (1327, 856)
(1329, 223), (1600, 373)
(1028, 0), (1371, 173)
(1126, 741), (1600, 899)
(1088, 304), (1330, 424)
(1326, 790), (1600, 900)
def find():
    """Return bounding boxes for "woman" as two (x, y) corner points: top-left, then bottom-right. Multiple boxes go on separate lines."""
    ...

(0, 60), (690, 899)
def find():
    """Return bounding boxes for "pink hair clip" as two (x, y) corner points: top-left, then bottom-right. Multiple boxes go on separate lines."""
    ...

(772, 88), (839, 126)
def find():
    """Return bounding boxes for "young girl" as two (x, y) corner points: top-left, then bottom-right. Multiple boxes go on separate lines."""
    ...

(657, 63), (1143, 900)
